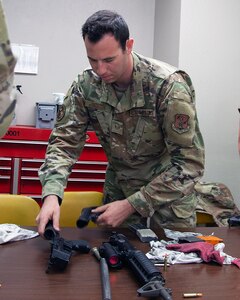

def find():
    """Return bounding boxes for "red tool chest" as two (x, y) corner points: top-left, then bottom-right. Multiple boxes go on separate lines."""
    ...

(0, 126), (107, 203)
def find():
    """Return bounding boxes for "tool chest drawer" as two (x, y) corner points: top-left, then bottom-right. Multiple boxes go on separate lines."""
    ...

(0, 158), (13, 193)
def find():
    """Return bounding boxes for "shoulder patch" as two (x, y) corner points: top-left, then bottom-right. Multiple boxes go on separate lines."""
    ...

(172, 114), (190, 134)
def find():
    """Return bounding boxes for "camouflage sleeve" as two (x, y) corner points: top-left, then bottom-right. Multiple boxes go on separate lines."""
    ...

(38, 78), (89, 200)
(0, 1), (17, 138)
(127, 72), (205, 218)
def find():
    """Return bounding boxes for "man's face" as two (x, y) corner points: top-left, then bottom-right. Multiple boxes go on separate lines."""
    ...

(84, 34), (133, 85)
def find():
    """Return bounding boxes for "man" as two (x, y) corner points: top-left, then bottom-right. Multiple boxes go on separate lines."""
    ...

(36, 10), (205, 236)
(0, 0), (16, 138)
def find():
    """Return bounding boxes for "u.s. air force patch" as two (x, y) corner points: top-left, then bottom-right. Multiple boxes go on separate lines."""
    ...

(57, 104), (66, 122)
(172, 114), (190, 134)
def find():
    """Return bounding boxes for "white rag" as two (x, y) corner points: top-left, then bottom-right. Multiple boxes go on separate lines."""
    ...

(0, 223), (39, 244)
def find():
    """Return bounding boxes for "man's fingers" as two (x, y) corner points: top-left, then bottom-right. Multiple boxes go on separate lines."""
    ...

(92, 204), (108, 213)
(37, 219), (49, 237)
(52, 217), (60, 232)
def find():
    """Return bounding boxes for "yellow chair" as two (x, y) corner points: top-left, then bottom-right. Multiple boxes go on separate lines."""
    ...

(0, 194), (40, 226)
(196, 211), (216, 226)
(60, 191), (103, 227)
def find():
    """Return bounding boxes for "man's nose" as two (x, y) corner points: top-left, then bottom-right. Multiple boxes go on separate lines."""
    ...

(96, 61), (107, 75)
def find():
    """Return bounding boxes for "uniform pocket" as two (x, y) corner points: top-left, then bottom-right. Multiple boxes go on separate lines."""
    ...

(94, 111), (111, 136)
(128, 118), (145, 154)
(127, 117), (164, 156)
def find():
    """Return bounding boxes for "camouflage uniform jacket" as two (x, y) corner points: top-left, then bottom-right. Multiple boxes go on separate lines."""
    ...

(39, 52), (205, 220)
(0, 1), (16, 138)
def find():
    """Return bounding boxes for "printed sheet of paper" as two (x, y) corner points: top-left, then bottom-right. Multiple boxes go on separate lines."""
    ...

(12, 43), (39, 74)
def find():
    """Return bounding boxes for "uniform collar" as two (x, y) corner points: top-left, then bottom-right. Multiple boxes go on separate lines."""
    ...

(99, 52), (145, 112)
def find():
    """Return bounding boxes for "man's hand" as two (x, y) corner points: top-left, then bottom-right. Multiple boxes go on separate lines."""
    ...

(92, 199), (136, 227)
(36, 195), (60, 237)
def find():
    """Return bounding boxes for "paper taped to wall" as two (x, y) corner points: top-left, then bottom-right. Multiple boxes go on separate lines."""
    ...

(12, 43), (39, 74)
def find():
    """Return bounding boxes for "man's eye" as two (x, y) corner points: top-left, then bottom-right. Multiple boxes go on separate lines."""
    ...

(104, 58), (114, 63)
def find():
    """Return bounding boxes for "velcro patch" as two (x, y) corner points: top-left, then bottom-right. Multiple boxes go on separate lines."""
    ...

(172, 114), (190, 134)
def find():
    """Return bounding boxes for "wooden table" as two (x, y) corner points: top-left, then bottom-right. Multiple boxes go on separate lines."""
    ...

(0, 226), (240, 300)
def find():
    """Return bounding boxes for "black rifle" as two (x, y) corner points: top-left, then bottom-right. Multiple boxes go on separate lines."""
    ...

(44, 221), (91, 273)
(99, 232), (172, 299)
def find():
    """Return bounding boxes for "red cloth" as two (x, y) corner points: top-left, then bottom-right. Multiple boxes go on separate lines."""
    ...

(232, 258), (240, 268)
(166, 242), (225, 265)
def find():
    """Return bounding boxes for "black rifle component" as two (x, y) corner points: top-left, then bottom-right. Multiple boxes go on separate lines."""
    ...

(44, 220), (59, 240)
(228, 215), (240, 227)
(44, 221), (91, 273)
(76, 206), (101, 228)
(99, 232), (172, 299)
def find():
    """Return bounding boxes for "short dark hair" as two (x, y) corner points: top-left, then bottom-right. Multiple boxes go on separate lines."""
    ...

(81, 10), (129, 50)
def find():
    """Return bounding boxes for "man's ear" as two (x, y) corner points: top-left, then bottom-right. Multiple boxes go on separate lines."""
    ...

(126, 38), (134, 54)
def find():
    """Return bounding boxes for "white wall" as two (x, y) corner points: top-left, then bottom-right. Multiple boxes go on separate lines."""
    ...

(179, 0), (240, 205)
(2, 0), (155, 126)
(154, 0), (181, 66)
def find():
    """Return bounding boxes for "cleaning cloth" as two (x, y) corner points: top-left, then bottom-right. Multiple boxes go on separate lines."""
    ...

(0, 223), (39, 244)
